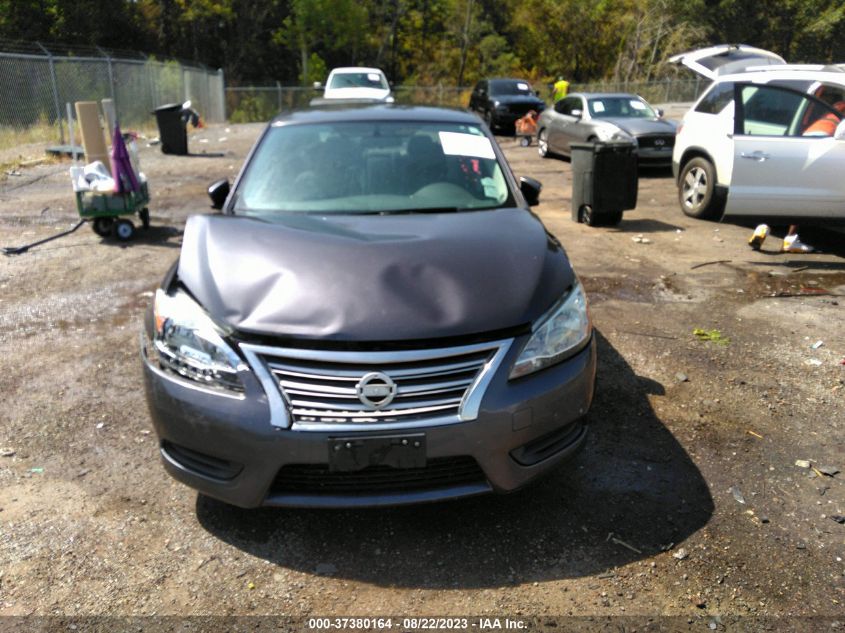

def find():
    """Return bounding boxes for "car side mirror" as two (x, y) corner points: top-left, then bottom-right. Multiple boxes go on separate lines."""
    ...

(835, 119), (845, 141)
(312, 81), (322, 91)
(208, 179), (230, 210)
(571, 109), (583, 118)
(519, 176), (542, 206)
(656, 108), (665, 118)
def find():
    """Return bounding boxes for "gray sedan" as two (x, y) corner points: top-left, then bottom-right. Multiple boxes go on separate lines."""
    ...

(537, 93), (678, 165)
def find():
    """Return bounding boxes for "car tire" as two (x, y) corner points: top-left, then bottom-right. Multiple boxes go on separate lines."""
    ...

(538, 129), (550, 158)
(92, 217), (114, 237)
(113, 219), (135, 241)
(678, 157), (722, 220)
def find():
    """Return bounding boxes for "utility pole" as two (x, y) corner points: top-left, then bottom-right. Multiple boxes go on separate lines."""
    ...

(457, 0), (473, 87)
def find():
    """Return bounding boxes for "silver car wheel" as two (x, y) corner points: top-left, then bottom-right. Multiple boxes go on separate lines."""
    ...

(682, 165), (708, 211)
(538, 129), (549, 158)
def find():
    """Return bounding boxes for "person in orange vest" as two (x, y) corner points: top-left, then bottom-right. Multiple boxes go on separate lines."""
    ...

(802, 100), (845, 136)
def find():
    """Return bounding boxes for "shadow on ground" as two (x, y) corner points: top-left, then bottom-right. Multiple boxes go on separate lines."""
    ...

(100, 224), (182, 249)
(196, 331), (713, 588)
(612, 218), (685, 234)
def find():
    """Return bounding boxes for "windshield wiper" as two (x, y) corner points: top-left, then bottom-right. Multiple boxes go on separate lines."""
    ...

(375, 207), (462, 215)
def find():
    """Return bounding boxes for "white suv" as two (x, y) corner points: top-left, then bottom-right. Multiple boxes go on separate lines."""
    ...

(320, 67), (393, 102)
(671, 45), (845, 223)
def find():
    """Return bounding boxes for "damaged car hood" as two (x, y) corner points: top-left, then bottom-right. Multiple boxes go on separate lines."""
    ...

(177, 210), (573, 342)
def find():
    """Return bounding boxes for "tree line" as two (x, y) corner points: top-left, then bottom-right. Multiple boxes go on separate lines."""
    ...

(1, 0), (843, 87)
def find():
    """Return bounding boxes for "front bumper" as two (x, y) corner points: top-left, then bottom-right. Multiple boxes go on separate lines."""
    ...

(143, 333), (596, 508)
(636, 147), (674, 166)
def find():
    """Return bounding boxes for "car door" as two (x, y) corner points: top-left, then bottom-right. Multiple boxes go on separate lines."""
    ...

(547, 96), (583, 154)
(725, 83), (845, 219)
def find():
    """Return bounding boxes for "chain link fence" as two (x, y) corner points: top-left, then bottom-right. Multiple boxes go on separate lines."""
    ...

(570, 78), (707, 105)
(0, 42), (225, 150)
(226, 85), (472, 123)
(225, 79), (705, 123)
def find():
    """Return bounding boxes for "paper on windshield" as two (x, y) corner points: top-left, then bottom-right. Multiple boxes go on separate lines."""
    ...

(438, 132), (496, 159)
(367, 73), (381, 81)
(630, 100), (646, 110)
(593, 101), (606, 113)
(517, 82), (529, 91)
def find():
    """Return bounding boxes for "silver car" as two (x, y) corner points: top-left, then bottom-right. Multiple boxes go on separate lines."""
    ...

(537, 93), (678, 165)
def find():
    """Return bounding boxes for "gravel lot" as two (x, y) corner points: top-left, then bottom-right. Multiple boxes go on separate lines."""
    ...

(0, 122), (843, 626)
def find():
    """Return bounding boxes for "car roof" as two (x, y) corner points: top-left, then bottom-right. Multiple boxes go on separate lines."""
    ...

(270, 104), (480, 126)
(572, 92), (644, 99)
(328, 67), (385, 75)
(712, 68), (845, 87)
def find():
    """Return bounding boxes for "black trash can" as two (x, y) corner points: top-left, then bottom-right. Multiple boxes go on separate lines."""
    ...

(153, 103), (188, 155)
(570, 140), (638, 226)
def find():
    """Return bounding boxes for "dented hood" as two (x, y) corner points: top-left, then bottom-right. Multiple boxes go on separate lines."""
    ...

(177, 210), (573, 342)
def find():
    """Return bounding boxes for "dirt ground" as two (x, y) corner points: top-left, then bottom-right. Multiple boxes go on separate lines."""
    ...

(0, 122), (843, 628)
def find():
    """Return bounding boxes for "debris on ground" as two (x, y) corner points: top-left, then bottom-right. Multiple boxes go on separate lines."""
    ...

(804, 359), (823, 367)
(675, 372), (689, 383)
(673, 548), (689, 560)
(729, 485), (746, 504)
(816, 465), (840, 477)
(29, 467), (44, 474)
(795, 459), (811, 469)
(811, 340), (824, 349)
(831, 515), (845, 524)
(746, 430), (763, 439)
(632, 234), (652, 244)
(0, 448), (14, 457)
(606, 532), (642, 554)
(693, 328), (730, 345)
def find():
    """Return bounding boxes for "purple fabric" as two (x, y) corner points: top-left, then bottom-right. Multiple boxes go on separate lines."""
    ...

(111, 122), (140, 193)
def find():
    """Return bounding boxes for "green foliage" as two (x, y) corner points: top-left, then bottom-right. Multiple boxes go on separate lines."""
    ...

(1, 0), (844, 87)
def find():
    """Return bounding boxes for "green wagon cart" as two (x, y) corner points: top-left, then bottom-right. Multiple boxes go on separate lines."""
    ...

(75, 180), (151, 241)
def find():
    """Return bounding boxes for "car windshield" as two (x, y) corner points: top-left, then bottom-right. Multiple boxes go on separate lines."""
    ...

(328, 72), (388, 90)
(588, 97), (657, 119)
(489, 80), (533, 96)
(234, 120), (514, 215)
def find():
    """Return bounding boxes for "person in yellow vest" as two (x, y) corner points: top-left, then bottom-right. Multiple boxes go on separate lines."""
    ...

(553, 77), (570, 102)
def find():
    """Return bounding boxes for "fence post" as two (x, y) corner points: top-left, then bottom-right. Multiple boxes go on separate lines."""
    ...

(97, 46), (116, 106)
(36, 42), (65, 145)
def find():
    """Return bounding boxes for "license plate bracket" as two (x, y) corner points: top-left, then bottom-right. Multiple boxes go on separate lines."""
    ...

(328, 434), (426, 472)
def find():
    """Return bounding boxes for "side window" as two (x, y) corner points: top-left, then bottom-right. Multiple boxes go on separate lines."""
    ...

(736, 83), (843, 137)
(555, 97), (579, 116)
(695, 82), (734, 114)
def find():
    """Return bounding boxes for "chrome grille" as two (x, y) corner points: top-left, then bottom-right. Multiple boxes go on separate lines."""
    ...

(637, 134), (675, 149)
(240, 340), (511, 431)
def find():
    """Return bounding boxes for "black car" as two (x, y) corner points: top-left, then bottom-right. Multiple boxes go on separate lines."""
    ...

(468, 78), (546, 132)
(142, 104), (595, 508)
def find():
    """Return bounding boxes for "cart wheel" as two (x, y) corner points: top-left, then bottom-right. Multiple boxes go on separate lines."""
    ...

(92, 217), (114, 237)
(113, 219), (135, 242)
(580, 205), (600, 226)
(139, 207), (150, 229)
(520, 136), (530, 147)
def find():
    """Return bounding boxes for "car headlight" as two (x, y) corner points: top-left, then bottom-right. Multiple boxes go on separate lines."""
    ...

(149, 288), (246, 392)
(595, 127), (637, 145)
(509, 279), (591, 379)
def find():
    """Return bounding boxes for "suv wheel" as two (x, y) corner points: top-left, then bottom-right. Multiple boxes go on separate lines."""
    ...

(678, 157), (722, 219)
